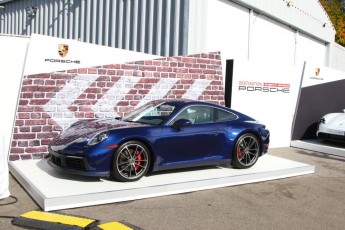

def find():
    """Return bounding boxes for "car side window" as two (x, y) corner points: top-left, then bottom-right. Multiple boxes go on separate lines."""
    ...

(134, 103), (176, 125)
(143, 104), (175, 117)
(171, 106), (213, 125)
(214, 108), (237, 122)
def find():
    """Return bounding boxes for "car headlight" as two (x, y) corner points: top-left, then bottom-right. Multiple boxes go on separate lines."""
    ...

(87, 131), (110, 146)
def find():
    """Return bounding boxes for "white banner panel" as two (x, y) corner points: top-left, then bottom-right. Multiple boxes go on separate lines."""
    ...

(24, 34), (160, 75)
(231, 60), (303, 148)
(0, 35), (30, 199)
(302, 62), (345, 87)
(0, 137), (10, 199)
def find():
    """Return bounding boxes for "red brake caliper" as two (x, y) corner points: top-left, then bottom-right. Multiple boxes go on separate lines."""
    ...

(135, 150), (142, 171)
(237, 147), (242, 159)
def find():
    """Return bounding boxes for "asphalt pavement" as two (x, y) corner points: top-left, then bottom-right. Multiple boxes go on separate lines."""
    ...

(1, 147), (345, 230)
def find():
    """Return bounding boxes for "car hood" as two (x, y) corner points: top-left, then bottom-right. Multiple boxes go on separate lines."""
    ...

(324, 113), (345, 131)
(50, 119), (148, 146)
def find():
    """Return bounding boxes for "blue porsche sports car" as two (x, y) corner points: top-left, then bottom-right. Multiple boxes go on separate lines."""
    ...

(48, 99), (270, 182)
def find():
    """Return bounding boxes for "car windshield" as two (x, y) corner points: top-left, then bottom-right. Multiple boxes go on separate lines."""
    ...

(122, 101), (177, 125)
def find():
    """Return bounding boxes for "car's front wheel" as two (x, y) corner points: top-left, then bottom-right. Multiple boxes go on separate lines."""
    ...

(231, 133), (259, 169)
(111, 141), (151, 182)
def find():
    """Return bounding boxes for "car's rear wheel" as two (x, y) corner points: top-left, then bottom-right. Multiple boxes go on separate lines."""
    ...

(111, 141), (151, 182)
(231, 133), (259, 169)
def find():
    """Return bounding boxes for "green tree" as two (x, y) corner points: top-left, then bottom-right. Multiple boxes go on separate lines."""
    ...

(320, 0), (345, 47)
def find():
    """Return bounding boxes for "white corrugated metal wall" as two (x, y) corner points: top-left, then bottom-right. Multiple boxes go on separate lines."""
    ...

(332, 43), (345, 71)
(232, 0), (335, 43)
(0, 0), (344, 70)
(188, 0), (345, 71)
(0, 0), (189, 56)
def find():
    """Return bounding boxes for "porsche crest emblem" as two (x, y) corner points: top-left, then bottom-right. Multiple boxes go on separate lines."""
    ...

(315, 68), (320, 77)
(58, 44), (69, 58)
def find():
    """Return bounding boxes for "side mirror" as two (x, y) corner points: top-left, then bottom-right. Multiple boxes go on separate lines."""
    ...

(172, 119), (192, 130)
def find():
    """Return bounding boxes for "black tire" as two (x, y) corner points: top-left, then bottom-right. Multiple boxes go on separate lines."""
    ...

(111, 141), (151, 182)
(231, 133), (260, 169)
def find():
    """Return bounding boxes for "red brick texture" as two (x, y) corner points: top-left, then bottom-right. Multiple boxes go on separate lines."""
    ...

(10, 51), (224, 160)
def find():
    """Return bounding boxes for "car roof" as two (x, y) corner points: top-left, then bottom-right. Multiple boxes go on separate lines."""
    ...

(152, 98), (228, 110)
(152, 98), (211, 105)
(144, 99), (254, 122)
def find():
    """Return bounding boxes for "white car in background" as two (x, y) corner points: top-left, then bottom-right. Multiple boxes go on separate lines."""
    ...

(316, 110), (345, 143)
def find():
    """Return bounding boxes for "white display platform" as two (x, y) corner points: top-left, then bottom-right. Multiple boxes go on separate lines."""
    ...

(9, 155), (314, 211)
(291, 139), (345, 158)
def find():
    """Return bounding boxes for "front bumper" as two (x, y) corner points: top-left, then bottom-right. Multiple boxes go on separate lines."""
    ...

(316, 131), (345, 142)
(48, 148), (111, 177)
(316, 125), (345, 142)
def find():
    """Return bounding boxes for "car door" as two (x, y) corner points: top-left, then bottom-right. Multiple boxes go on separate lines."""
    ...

(154, 105), (228, 170)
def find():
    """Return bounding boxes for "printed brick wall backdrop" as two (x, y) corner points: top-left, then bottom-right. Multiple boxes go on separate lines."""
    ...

(10, 51), (224, 160)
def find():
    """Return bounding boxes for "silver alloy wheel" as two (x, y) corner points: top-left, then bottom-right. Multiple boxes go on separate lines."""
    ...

(236, 135), (259, 167)
(116, 143), (149, 180)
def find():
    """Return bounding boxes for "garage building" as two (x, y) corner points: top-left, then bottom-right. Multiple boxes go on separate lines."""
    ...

(0, 0), (344, 71)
